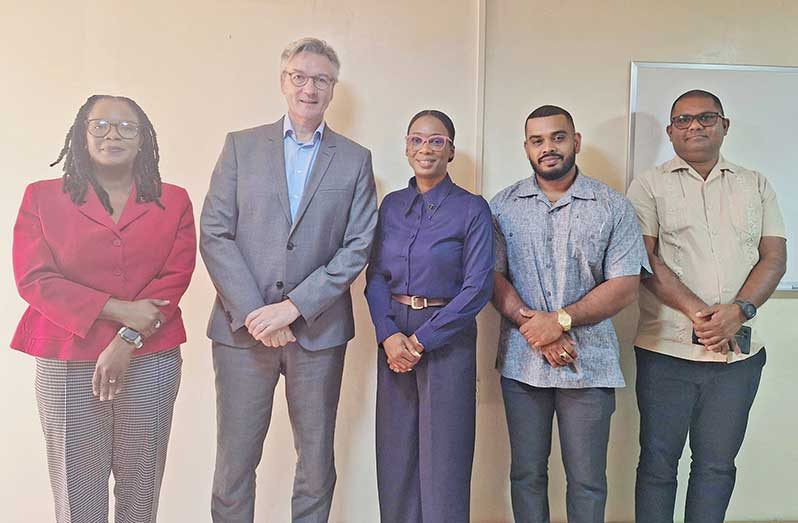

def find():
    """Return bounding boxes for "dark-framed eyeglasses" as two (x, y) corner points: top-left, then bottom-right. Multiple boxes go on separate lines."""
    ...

(405, 134), (453, 151)
(86, 119), (141, 139)
(670, 112), (725, 130)
(283, 70), (335, 91)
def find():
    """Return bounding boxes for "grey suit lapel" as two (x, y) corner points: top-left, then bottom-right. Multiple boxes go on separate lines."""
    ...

(261, 119), (292, 225)
(289, 128), (337, 235)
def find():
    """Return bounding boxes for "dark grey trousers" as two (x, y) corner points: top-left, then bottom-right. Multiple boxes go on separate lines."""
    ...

(634, 347), (765, 523)
(211, 341), (346, 523)
(501, 377), (616, 523)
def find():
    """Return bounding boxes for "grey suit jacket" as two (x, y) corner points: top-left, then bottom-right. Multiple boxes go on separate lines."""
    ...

(200, 118), (378, 350)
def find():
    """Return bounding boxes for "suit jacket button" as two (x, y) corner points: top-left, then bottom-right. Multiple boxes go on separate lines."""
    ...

(287, 242), (294, 251)
(276, 281), (284, 289)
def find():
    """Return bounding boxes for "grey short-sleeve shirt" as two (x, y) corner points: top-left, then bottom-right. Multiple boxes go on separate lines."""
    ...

(490, 170), (650, 388)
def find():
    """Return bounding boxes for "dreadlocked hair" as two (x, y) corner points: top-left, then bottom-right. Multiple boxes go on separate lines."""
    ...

(50, 94), (164, 214)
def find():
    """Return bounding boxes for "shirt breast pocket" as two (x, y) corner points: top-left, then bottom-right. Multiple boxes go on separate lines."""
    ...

(570, 211), (611, 266)
(655, 196), (689, 237)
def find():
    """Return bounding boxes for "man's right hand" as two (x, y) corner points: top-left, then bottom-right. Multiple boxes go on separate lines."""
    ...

(383, 332), (422, 373)
(694, 304), (745, 352)
(519, 308), (565, 348)
(692, 312), (740, 355)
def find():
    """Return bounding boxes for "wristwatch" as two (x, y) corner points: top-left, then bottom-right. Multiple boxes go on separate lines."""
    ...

(556, 308), (572, 332)
(117, 327), (144, 349)
(733, 299), (757, 321)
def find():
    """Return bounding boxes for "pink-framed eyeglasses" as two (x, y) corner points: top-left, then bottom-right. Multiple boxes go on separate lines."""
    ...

(405, 134), (453, 151)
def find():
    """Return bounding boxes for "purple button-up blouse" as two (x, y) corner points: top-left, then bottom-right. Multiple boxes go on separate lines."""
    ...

(365, 175), (494, 351)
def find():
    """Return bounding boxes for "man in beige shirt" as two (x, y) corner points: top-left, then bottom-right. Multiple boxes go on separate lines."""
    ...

(627, 89), (787, 523)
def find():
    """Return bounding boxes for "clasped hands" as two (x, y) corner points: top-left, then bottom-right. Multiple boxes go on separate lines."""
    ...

(693, 303), (745, 355)
(94, 297), (170, 401)
(245, 299), (301, 348)
(518, 308), (577, 367)
(382, 332), (424, 373)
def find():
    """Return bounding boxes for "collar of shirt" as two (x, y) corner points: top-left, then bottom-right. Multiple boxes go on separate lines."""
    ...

(663, 154), (736, 182)
(283, 115), (325, 145)
(400, 174), (455, 216)
(515, 168), (596, 204)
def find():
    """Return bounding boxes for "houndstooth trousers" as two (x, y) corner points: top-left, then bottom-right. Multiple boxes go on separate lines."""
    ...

(35, 347), (181, 523)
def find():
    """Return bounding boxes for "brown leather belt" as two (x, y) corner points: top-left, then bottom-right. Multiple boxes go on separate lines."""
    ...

(392, 294), (449, 310)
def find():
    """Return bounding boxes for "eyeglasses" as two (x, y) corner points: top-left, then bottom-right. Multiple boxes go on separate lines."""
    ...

(283, 71), (335, 91)
(670, 112), (725, 130)
(405, 134), (452, 151)
(86, 119), (141, 139)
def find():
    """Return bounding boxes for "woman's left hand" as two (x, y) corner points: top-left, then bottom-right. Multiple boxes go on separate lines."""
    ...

(92, 337), (135, 401)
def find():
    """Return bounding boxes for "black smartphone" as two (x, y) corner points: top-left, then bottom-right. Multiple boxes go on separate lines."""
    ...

(735, 325), (752, 354)
(692, 325), (751, 354)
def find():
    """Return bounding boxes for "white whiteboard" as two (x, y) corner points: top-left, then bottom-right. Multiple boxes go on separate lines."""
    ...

(627, 62), (797, 291)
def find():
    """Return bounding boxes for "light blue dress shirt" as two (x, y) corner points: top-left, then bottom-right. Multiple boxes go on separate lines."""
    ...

(283, 116), (325, 221)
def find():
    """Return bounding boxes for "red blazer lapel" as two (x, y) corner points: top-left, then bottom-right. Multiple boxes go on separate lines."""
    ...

(75, 185), (117, 230)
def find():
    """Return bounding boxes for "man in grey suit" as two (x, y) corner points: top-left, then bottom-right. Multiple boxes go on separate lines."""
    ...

(200, 37), (377, 523)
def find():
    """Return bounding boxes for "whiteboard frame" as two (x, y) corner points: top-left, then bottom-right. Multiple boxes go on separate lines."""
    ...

(626, 61), (797, 295)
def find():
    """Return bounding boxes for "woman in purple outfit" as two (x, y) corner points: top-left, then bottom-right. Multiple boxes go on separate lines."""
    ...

(365, 110), (494, 523)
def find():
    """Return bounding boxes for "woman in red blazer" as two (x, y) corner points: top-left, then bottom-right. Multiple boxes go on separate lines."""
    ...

(11, 94), (196, 523)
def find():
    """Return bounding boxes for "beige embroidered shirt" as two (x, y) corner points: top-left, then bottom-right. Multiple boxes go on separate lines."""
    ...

(627, 155), (786, 363)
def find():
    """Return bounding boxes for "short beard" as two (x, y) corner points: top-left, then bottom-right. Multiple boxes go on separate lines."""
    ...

(531, 152), (576, 181)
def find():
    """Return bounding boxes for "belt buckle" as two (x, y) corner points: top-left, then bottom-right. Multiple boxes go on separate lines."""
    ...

(410, 295), (428, 310)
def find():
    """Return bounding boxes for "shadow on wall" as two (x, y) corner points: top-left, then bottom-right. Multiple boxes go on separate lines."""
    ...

(580, 143), (619, 188)
(578, 112), (669, 192)
(578, 113), (629, 192)
(326, 82), (358, 137)
(451, 150), (477, 192)
(473, 305), (512, 520)
(333, 274), (381, 516)
(627, 111), (668, 185)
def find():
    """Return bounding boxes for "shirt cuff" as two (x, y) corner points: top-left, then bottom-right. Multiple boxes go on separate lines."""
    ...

(376, 319), (401, 345)
(413, 323), (441, 352)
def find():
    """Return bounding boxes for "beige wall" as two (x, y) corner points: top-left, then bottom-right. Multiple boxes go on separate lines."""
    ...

(0, 1), (794, 522)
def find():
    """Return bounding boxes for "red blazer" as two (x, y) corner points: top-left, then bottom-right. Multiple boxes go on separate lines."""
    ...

(11, 179), (196, 361)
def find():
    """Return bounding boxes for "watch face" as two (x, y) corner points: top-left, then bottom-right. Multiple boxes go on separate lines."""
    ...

(743, 303), (756, 319)
(120, 329), (138, 342)
(737, 301), (756, 320)
(118, 327), (143, 348)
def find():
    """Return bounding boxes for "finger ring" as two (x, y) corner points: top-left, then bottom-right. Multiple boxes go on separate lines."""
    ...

(108, 378), (117, 384)
(153, 320), (162, 330)
(559, 351), (569, 360)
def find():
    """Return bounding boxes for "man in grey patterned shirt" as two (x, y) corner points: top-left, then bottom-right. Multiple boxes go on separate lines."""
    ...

(490, 105), (650, 523)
